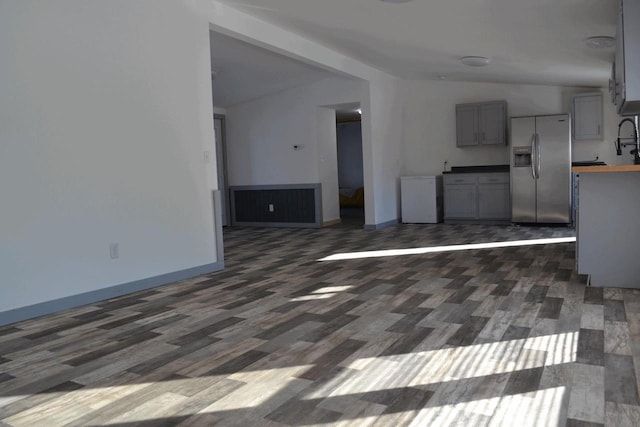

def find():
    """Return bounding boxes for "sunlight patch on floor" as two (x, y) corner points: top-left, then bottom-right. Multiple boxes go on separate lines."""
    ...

(290, 294), (335, 302)
(318, 237), (576, 261)
(290, 285), (355, 301)
(2, 367), (314, 426)
(352, 387), (567, 426)
(407, 386), (566, 427)
(195, 366), (313, 415)
(312, 285), (354, 294)
(2, 332), (576, 426)
(305, 331), (577, 398)
(3, 381), (151, 426)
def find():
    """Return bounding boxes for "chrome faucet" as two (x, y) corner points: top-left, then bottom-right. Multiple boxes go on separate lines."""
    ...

(616, 117), (640, 164)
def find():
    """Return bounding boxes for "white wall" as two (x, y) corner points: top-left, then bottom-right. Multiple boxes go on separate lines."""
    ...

(366, 77), (404, 225)
(316, 108), (340, 223)
(0, 0), (218, 312)
(337, 122), (364, 189)
(225, 76), (368, 223)
(401, 81), (622, 176)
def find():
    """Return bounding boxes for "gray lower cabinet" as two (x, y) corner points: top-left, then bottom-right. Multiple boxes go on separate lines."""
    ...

(478, 174), (510, 219)
(444, 173), (510, 222)
(444, 175), (478, 218)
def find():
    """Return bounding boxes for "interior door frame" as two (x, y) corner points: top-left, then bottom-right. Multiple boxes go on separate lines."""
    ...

(214, 114), (230, 226)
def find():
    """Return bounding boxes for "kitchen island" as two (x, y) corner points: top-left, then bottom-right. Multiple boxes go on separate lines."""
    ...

(574, 165), (640, 288)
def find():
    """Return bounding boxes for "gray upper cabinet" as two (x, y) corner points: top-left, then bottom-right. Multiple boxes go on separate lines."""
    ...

(455, 105), (479, 146)
(572, 93), (603, 141)
(613, 0), (640, 115)
(456, 101), (507, 147)
(479, 102), (507, 145)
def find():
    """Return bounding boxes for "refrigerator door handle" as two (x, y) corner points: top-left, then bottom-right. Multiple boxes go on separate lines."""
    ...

(530, 133), (537, 179)
(536, 133), (541, 179)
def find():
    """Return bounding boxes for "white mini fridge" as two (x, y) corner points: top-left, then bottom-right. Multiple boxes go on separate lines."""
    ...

(401, 176), (443, 223)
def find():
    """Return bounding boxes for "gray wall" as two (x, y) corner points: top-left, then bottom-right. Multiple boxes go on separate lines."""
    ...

(337, 121), (364, 190)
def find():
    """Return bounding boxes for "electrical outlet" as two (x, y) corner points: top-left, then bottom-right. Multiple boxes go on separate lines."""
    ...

(268, 204), (274, 212)
(109, 243), (119, 259)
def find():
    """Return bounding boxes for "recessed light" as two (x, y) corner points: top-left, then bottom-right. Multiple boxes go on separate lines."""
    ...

(585, 36), (615, 48)
(460, 56), (491, 67)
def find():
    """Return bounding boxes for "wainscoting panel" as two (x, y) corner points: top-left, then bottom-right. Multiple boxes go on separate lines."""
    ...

(230, 184), (322, 228)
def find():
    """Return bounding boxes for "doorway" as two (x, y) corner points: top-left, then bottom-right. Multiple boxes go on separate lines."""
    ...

(214, 114), (229, 226)
(335, 107), (364, 226)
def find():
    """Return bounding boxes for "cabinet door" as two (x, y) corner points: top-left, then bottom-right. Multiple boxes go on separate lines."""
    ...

(479, 102), (506, 145)
(478, 183), (510, 219)
(456, 105), (479, 146)
(573, 94), (603, 141)
(444, 184), (477, 218)
(615, 1), (625, 111)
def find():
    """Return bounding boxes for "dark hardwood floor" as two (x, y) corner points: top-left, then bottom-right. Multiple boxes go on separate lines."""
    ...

(1, 223), (639, 426)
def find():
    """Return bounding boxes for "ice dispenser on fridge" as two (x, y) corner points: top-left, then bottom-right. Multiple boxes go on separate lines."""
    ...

(513, 147), (532, 168)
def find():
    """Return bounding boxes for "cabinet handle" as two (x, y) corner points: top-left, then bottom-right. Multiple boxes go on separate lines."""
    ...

(482, 132), (486, 142)
(597, 124), (601, 135)
(488, 178), (498, 182)
(455, 179), (464, 183)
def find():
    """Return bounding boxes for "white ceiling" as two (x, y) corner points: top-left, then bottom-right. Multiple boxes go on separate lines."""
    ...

(209, 31), (334, 107)
(216, 0), (617, 87)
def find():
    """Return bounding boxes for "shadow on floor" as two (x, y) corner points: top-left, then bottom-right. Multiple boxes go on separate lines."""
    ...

(337, 207), (364, 228)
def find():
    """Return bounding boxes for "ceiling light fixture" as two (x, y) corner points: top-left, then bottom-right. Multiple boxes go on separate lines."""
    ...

(460, 56), (491, 67)
(585, 36), (615, 48)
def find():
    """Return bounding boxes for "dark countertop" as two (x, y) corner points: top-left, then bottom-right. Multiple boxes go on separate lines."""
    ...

(572, 161), (606, 167)
(443, 165), (510, 174)
(442, 162), (605, 175)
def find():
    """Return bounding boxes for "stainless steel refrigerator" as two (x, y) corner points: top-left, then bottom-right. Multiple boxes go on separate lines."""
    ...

(510, 114), (572, 223)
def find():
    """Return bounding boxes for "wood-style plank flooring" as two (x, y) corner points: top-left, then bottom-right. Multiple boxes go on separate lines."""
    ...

(1, 223), (640, 426)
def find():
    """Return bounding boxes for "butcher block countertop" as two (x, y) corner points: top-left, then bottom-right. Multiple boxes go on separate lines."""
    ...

(572, 165), (640, 173)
